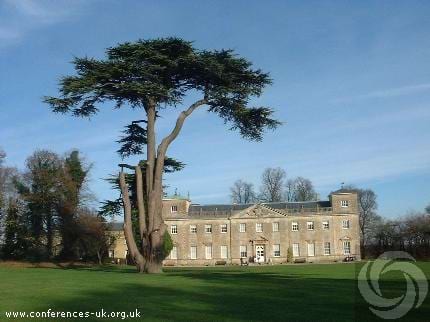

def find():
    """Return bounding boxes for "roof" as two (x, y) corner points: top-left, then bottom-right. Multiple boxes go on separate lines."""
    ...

(331, 188), (358, 194)
(170, 201), (332, 219)
(184, 203), (253, 219)
(262, 201), (331, 210)
(112, 200), (334, 223)
(164, 195), (190, 201)
(188, 204), (253, 212)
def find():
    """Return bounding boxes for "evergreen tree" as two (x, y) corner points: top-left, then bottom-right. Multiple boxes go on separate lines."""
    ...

(57, 150), (90, 259)
(45, 38), (280, 273)
(2, 199), (29, 259)
(16, 150), (62, 259)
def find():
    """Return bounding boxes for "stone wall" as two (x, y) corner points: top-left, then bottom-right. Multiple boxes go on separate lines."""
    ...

(109, 191), (361, 265)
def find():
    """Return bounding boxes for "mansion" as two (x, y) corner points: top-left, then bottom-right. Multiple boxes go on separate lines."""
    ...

(109, 189), (361, 265)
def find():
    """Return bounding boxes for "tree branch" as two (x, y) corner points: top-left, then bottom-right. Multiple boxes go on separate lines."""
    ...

(119, 171), (145, 266)
(135, 165), (147, 240)
(146, 100), (156, 193)
(153, 98), (207, 193)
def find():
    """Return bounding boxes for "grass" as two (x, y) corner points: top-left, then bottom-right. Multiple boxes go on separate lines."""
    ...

(0, 262), (429, 322)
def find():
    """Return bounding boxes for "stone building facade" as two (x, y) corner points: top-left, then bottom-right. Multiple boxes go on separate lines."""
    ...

(108, 189), (361, 265)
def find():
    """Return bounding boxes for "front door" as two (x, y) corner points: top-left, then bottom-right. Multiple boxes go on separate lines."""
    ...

(307, 242), (315, 257)
(255, 245), (265, 263)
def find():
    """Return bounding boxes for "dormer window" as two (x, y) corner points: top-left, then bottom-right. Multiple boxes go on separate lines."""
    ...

(340, 200), (349, 208)
(171, 205), (178, 213)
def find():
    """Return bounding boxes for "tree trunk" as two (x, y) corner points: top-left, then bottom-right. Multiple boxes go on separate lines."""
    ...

(119, 172), (147, 272)
(46, 212), (53, 258)
(146, 260), (163, 273)
(119, 99), (207, 273)
(97, 250), (102, 265)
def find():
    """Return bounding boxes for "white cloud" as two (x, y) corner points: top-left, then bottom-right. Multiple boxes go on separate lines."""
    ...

(0, 0), (90, 46)
(333, 83), (430, 103)
(0, 27), (20, 40)
(302, 146), (430, 189)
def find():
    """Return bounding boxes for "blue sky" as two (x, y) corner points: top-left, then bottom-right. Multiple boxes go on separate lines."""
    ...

(0, 0), (429, 218)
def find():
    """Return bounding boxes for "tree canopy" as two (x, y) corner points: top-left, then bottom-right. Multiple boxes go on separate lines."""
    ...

(44, 37), (280, 141)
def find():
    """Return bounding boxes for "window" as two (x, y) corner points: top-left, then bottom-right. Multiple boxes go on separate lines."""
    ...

(343, 241), (351, 255)
(292, 243), (300, 257)
(341, 200), (349, 208)
(220, 245), (228, 259)
(190, 246), (197, 259)
(170, 225), (178, 234)
(256, 223), (263, 233)
(307, 242), (315, 257)
(205, 245), (212, 259)
(307, 221), (314, 230)
(240, 245), (247, 258)
(342, 219), (350, 229)
(324, 242), (331, 255)
(322, 221), (330, 230)
(272, 222), (279, 232)
(220, 224), (228, 233)
(124, 250), (128, 258)
(292, 222), (299, 231)
(171, 205), (178, 213)
(190, 224), (197, 233)
(239, 223), (246, 233)
(205, 224), (212, 233)
(123, 239), (127, 245)
(108, 250), (114, 258)
(170, 246), (178, 259)
(273, 244), (280, 257)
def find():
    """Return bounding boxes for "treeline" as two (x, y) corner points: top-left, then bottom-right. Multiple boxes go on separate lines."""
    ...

(364, 208), (430, 260)
(0, 148), (114, 263)
(340, 186), (430, 259)
(230, 167), (318, 203)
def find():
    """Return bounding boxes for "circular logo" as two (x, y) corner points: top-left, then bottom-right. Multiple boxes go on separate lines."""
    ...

(358, 251), (428, 319)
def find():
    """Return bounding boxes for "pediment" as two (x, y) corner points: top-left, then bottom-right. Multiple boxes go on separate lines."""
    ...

(230, 204), (286, 219)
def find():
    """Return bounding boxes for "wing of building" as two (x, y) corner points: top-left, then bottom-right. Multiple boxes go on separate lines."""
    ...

(107, 189), (361, 265)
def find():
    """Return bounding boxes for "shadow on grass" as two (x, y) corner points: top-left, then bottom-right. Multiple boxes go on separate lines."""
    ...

(9, 265), (429, 322)
(24, 271), (357, 321)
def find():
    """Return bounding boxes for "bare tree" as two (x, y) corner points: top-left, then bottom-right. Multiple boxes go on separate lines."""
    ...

(0, 150), (18, 241)
(76, 211), (116, 265)
(0, 149), (7, 240)
(0, 149), (5, 166)
(357, 189), (379, 250)
(0, 149), (7, 208)
(285, 179), (295, 202)
(426, 204), (430, 215)
(286, 177), (316, 201)
(259, 168), (286, 202)
(0, 150), (16, 200)
(230, 180), (256, 204)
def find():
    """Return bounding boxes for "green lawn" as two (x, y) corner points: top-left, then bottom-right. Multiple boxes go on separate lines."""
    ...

(0, 262), (429, 322)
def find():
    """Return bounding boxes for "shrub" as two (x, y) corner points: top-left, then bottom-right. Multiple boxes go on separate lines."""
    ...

(161, 231), (174, 260)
